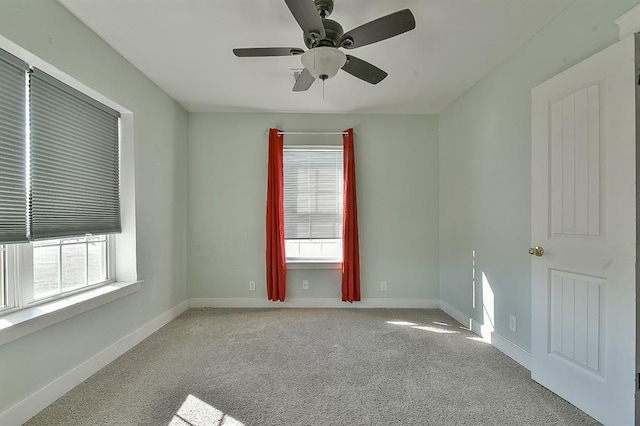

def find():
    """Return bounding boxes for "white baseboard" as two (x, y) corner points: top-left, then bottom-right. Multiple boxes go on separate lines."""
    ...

(0, 299), (190, 426)
(439, 300), (531, 371)
(190, 297), (440, 309)
(490, 331), (532, 370)
(438, 300), (483, 336)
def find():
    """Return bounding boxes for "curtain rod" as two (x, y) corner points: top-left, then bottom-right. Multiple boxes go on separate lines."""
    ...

(263, 130), (354, 136)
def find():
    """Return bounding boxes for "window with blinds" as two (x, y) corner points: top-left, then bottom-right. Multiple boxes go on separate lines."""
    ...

(0, 56), (121, 244)
(283, 145), (343, 261)
(29, 68), (121, 240)
(0, 50), (29, 244)
(0, 46), (120, 312)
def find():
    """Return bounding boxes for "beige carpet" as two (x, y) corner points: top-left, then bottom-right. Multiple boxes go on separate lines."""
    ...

(26, 308), (599, 425)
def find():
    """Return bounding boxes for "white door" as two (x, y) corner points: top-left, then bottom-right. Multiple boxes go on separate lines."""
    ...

(531, 36), (636, 425)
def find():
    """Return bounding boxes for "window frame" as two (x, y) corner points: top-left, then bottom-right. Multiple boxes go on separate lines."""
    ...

(283, 144), (344, 265)
(285, 239), (343, 264)
(0, 244), (20, 315)
(0, 245), (15, 311)
(0, 235), (115, 315)
(5, 244), (19, 313)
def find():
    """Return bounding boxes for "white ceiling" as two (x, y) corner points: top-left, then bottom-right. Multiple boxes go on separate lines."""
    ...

(58, 0), (573, 114)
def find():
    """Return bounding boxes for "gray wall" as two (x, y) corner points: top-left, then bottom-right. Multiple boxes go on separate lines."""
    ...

(0, 0), (188, 413)
(188, 113), (439, 301)
(438, 0), (640, 351)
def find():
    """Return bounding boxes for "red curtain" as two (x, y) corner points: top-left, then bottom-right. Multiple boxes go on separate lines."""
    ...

(266, 128), (286, 301)
(342, 128), (361, 302)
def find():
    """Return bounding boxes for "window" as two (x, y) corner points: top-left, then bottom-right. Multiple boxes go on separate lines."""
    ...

(33, 235), (110, 301)
(0, 246), (6, 309)
(283, 145), (344, 262)
(0, 235), (113, 312)
(0, 47), (121, 316)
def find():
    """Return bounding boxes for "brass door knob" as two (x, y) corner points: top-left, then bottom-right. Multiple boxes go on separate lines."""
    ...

(528, 246), (544, 257)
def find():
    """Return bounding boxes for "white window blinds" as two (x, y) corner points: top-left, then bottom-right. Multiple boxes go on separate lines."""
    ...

(29, 68), (121, 240)
(0, 50), (28, 243)
(283, 146), (343, 240)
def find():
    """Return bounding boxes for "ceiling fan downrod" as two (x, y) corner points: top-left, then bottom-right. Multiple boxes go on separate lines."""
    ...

(314, 0), (334, 18)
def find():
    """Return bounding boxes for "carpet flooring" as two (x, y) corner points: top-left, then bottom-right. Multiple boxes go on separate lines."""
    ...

(26, 308), (599, 425)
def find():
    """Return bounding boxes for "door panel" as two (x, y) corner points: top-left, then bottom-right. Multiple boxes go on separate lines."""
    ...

(531, 36), (635, 425)
(550, 85), (601, 237)
(549, 270), (603, 374)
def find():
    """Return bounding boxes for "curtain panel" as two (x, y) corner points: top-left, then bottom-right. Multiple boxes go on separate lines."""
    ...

(342, 128), (361, 302)
(266, 128), (287, 301)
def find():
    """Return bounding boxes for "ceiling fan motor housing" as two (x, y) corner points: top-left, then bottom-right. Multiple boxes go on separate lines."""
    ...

(304, 18), (344, 48)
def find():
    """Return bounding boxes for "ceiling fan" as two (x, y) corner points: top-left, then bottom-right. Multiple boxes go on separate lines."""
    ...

(233, 0), (416, 91)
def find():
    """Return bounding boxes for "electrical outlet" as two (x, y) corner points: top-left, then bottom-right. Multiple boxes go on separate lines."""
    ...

(302, 280), (309, 290)
(381, 281), (388, 291)
(249, 281), (256, 291)
(509, 315), (517, 332)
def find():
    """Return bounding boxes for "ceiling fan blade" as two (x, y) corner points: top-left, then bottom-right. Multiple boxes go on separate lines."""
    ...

(340, 9), (415, 49)
(284, 0), (326, 41)
(293, 68), (315, 91)
(233, 47), (304, 57)
(341, 55), (388, 85)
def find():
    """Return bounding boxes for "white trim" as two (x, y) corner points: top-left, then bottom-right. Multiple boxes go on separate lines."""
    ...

(439, 300), (531, 371)
(286, 262), (341, 270)
(616, 4), (640, 40)
(0, 281), (142, 346)
(490, 331), (532, 370)
(3, 245), (18, 312)
(0, 35), (132, 115)
(0, 299), (189, 426)
(114, 112), (138, 283)
(190, 297), (439, 309)
(438, 300), (483, 336)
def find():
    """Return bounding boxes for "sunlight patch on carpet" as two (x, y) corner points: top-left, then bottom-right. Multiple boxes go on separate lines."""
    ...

(386, 321), (417, 326)
(169, 394), (245, 426)
(411, 325), (459, 334)
(387, 320), (459, 334)
(466, 336), (490, 343)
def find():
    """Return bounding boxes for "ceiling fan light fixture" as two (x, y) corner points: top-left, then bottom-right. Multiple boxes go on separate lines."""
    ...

(301, 47), (346, 80)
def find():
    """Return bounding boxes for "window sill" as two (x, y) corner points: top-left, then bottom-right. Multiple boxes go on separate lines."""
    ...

(0, 280), (142, 346)
(286, 261), (342, 270)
